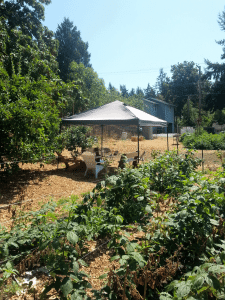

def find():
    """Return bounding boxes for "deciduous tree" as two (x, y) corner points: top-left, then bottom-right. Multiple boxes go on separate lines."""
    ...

(0, 0), (52, 39)
(0, 7), (83, 169)
(68, 62), (106, 110)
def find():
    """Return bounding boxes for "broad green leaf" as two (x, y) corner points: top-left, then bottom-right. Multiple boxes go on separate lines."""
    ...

(99, 274), (107, 279)
(67, 232), (79, 245)
(197, 285), (209, 294)
(78, 259), (88, 267)
(193, 275), (205, 290)
(209, 275), (221, 290)
(71, 291), (83, 300)
(126, 243), (137, 254)
(132, 252), (146, 267)
(5, 261), (13, 271)
(60, 277), (73, 297)
(205, 276), (213, 287)
(208, 264), (225, 273)
(210, 219), (219, 226)
(176, 282), (191, 298)
(159, 292), (173, 300)
(145, 205), (152, 214)
(110, 255), (120, 261)
(73, 262), (79, 274)
(97, 197), (102, 207)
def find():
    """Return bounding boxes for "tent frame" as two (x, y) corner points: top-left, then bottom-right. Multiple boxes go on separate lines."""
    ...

(61, 101), (168, 164)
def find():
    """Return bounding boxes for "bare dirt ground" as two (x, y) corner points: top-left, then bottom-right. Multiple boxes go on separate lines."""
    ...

(0, 137), (221, 227)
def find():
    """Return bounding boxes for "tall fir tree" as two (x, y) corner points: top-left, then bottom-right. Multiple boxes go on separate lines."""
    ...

(120, 85), (129, 97)
(144, 83), (156, 99)
(204, 8), (225, 111)
(55, 17), (91, 82)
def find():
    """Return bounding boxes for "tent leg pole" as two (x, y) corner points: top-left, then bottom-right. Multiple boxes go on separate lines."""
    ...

(137, 125), (140, 164)
(101, 125), (104, 157)
(57, 122), (62, 170)
(167, 126), (169, 151)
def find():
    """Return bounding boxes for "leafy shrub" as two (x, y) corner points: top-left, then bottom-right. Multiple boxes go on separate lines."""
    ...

(83, 168), (152, 225)
(182, 131), (225, 150)
(141, 150), (201, 193)
(57, 125), (94, 157)
(160, 251), (225, 299)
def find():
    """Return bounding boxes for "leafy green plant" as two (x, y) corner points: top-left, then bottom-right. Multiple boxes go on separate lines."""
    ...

(182, 131), (225, 150)
(0, 261), (18, 289)
(160, 254), (225, 300)
(57, 125), (94, 158)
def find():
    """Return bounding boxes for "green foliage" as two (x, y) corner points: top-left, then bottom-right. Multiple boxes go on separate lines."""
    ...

(0, 197), (124, 298)
(0, 11), (86, 169)
(214, 109), (225, 125)
(57, 126), (94, 157)
(182, 131), (225, 150)
(204, 7), (225, 112)
(55, 17), (91, 83)
(155, 68), (171, 100)
(82, 151), (201, 226)
(0, 0), (52, 40)
(0, 66), (66, 165)
(83, 168), (152, 225)
(69, 61), (106, 109)
(161, 254), (225, 299)
(170, 61), (199, 117)
(0, 261), (18, 289)
(181, 99), (198, 127)
(1, 151), (225, 299)
(146, 150), (201, 193)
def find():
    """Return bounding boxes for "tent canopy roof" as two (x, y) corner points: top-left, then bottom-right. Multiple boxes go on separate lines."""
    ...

(62, 100), (167, 127)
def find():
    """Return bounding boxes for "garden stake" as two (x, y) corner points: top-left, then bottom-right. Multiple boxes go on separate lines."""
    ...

(123, 266), (129, 300)
(144, 259), (150, 299)
(202, 149), (204, 173)
(167, 127), (169, 151)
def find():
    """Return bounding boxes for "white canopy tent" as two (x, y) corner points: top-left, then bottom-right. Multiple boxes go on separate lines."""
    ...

(62, 100), (168, 160)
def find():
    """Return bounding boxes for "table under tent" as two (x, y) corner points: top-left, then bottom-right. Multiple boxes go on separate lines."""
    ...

(61, 100), (167, 166)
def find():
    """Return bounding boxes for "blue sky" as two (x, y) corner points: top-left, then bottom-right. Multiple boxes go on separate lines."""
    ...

(43, 0), (225, 92)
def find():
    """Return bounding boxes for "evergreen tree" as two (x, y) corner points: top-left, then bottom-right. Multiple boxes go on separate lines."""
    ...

(170, 61), (199, 117)
(55, 18), (91, 82)
(204, 8), (225, 111)
(129, 88), (135, 96)
(120, 84), (129, 97)
(136, 87), (144, 97)
(181, 99), (198, 127)
(155, 68), (171, 102)
(108, 82), (114, 91)
(144, 83), (156, 99)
